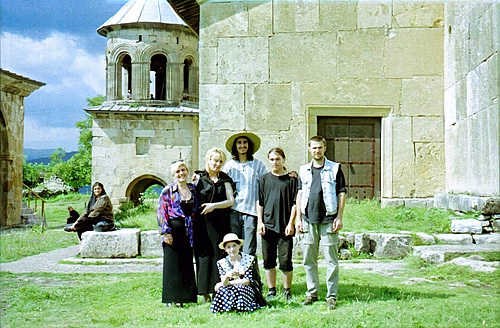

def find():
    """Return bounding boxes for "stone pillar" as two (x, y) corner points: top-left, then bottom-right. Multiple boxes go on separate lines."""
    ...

(189, 65), (199, 97)
(107, 62), (120, 101)
(131, 61), (150, 101)
(167, 62), (184, 104)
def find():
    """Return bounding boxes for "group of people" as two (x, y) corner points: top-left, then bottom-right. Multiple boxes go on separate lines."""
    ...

(157, 132), (346, 313)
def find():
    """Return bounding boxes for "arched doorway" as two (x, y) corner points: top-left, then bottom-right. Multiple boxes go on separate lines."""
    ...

(125, 174), (167, 205)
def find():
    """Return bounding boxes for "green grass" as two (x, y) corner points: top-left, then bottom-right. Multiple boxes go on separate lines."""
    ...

(0, 264), (498, 328)
(343, 199), (452, 234)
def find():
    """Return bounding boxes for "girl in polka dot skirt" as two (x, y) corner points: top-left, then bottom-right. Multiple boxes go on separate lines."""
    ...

(210, 233), (263, 313)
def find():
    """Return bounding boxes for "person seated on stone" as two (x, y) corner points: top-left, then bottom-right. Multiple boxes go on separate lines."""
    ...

(66, 206), (80, 224)
(65, 182), (114, 240)
(210, 233), (265, 313)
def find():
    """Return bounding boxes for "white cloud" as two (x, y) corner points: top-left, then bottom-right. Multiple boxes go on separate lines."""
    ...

(1, 31), (105, 94)
(23, 117), (80, 151)
(1, 31), (105, 150)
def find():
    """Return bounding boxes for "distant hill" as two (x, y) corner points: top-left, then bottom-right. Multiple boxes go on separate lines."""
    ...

(24, 148), (78, 164)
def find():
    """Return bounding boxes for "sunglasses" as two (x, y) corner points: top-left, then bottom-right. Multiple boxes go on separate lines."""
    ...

(170, 159), (185, 164)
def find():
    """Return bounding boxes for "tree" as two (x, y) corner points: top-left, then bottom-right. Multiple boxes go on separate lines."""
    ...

(49, 148), (65, 165)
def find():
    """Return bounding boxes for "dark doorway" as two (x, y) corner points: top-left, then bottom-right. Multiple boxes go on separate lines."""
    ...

(318, 117), (381, 200)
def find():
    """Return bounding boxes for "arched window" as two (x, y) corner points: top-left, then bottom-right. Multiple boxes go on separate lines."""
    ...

(183, 58), (192, 95)
(150, 54), (167, 100)
(117, 54), (132, 100)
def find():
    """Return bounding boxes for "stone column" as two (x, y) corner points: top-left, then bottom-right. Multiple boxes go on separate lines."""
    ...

(107, 63), (120, 101)
(189, 65), (199, 97)
(131, 61), (150, 101)
(167, 62), (184, 104)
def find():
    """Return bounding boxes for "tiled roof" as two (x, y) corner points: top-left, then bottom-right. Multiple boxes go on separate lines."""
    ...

(98, 0), (188, 36)
(84, 104), (199, 115)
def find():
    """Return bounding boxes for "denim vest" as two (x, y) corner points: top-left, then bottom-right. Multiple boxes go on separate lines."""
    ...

(299, 158), (340, 216)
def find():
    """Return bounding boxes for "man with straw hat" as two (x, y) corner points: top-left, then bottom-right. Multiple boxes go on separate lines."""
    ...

(223, 131), (266, 258)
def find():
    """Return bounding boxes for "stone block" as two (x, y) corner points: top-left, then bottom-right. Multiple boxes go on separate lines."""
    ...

(248, 1), (272, 36)
(270, 32), (337, 83)
(391, 117), (414, 197)
(354, 233), (372, 254)
(467, 54), (498, 116)
(80, 228), (140, 258)
(482, 197), (500, 215)
(357, 2), (392, 28)
(416, 232), (436, 245)
(338, 235), (348, 249)
(343, 232), (355, 246)
(434, 194), (449, 209)
(300, 79), (401, 114)
(199, 84), (245, 131)
(493, 221), (500, 233)
(404, 198), (432, 208)
(473, 233), (500, 245)
(140, 230), (163, 257)
(245, 84), (291, 132)
(384, 28), (443, 78)
(419, 251), (445, 265)
(199, 47), (218, 84)
(414, 143), (446, 197)
(199, 2), (248, 47)
(370, 233), (412, 259)
(412, 117), (445, 143)
(402, 77), (444, 117)
(469, 6), (495, 69)
(319, 1), (357, 31)
(381, 198), (405, 208)
(218, 37), (268, 83)
(451, 219), (483, 234)
(449, 257), (498, 273)
(435, 233), (473, 245)
(393, 2), (444, 28)
(273, 0), (319, 32)
(338, 29), (385, 78)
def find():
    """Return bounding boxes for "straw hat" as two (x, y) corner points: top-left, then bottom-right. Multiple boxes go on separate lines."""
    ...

(225, 131), (261, 153)
(218, 233), (245, 250)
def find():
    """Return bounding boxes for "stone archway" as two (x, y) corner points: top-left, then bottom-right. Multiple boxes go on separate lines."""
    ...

(125, 174), (167, 205)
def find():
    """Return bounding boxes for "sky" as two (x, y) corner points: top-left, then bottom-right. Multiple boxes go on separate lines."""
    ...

(1, 0), (129, 151)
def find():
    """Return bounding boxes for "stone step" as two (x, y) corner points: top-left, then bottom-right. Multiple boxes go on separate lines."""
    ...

(412, 244), (499, 264)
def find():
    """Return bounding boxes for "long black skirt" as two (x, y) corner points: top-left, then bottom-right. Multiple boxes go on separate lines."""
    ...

(194, 213), (230, 295)
(162, 219), (197, 304)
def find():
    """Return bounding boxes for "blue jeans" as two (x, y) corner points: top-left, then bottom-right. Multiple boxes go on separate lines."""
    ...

(229, 211), (257, 256)
(302, 221), (339, 300)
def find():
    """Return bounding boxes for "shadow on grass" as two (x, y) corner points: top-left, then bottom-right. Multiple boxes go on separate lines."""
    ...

(284, 280), (450, 305)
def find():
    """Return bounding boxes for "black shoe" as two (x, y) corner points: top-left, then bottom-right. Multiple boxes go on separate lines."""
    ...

(266, 291), (277, 301)
(302, 296), (318, 305)
(283, 289), (292, 302)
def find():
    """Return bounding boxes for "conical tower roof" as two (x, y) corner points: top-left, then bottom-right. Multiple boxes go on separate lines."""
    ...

(98, 0), (187, 36)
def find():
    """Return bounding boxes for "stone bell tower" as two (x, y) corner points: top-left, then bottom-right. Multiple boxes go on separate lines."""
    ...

(85, 0), (199, 206)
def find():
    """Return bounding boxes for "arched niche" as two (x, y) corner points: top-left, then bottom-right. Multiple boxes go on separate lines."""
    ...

(150, 53), (168, 100)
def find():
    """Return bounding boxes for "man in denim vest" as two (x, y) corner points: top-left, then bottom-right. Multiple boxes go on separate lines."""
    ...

(296, 135), (346, 310)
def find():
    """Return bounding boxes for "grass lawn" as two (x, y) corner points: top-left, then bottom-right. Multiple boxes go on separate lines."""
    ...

(2, 193), (498, 327)
(1, 264), (498, 328)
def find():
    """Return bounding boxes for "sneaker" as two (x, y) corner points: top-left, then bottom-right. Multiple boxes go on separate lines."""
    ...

(326, 297), (337, 310)
(266, 291), (277, 301)
(283, 289), (292, 302)
(302, 296), (318, 305)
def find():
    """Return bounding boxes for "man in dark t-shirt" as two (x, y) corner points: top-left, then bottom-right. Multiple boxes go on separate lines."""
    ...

(257, 148), (298, 302)
(296, 136), (346, 310)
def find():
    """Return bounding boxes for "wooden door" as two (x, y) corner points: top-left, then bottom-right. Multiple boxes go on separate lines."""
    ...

(318, 117), (381, 199)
